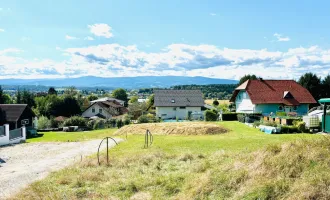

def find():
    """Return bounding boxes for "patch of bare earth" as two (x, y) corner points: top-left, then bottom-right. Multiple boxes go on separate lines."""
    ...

(0, 139), (120, 199)
(114, 122), (228, 135)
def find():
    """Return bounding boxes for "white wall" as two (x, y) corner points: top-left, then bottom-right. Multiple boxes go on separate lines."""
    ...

(156, 107), (201, 119)
(82, 104), (112, 119)
(235, 91), (255, 113)
(0, 125), (26, 146)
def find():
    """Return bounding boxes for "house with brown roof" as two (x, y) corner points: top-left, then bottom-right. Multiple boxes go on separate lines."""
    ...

(0, 104), (36, 130)
(81, 99), (128, 119)
(230, 79), (317, 116)
(154, 90), (204, 120)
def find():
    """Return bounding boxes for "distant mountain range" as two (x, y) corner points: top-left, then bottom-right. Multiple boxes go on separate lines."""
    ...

(0, 76), (238, 89)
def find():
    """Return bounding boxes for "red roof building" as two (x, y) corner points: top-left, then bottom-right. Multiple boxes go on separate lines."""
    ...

(230, 79), (316, 115)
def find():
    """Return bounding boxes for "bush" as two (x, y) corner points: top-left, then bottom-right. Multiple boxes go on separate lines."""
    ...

(116, 119), (123, 128)
(253, 121), (261, 128)
(138, 115), (149, 123)
(63, 116), (87, 127)
(237, 114), (245, 123)
(276, 111), (287, 117)
(296, 121), (306, 133)
(87, 120), (96, 130)
(109, 119), (117, 127)
(213, 100), (219, 106)
(50, 117), (60, 128)
(281, 125), (299, 133)
(37, 116), (51, 129)
(222, 113), (238, 121)
(205, 110), (218, 121)
(93, 119), (106, 130)
(263, 121), (278, 127)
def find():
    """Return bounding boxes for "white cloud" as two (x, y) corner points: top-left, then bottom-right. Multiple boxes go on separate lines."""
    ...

(88, 23), (113, 38)
(0, 29), (5, 32)
(84, 36), (94, 41)
(210, 13), (217, 16)
(65, 35), (79, 40)
(2, 44), (330, 80)
(274, 33), (290, 42)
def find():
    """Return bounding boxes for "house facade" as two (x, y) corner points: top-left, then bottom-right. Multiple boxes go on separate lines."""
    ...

(81, 100), (128, 119)
(0, 104), (36, 130)
(230, 79), (316, 116)
(154, 90), (204, 120)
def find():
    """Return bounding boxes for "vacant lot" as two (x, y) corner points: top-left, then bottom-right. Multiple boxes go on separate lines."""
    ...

(12, 121), (323, 200)
(0, 139), (120, 199)
(27, 128), (117, 143)
(115, 122), (228, 135)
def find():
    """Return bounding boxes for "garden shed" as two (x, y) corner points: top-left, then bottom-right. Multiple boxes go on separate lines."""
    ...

(319, 98), (330, 133)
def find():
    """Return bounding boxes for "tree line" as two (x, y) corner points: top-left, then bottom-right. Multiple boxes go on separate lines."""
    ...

(0, 86), (129, 119)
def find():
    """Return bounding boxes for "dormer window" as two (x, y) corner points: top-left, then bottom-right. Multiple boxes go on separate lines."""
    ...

(171, 99), (175, 103)
(283, 91), (294, 99)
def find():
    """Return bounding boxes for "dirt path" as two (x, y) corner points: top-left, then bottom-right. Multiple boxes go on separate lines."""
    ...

(0, 139), (120, 199)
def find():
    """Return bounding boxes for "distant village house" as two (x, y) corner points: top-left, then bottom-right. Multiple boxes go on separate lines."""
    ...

(154, 90), (204, 120)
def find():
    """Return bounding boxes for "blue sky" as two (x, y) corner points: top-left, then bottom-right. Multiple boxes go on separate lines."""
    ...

(1, 0), (330, 80)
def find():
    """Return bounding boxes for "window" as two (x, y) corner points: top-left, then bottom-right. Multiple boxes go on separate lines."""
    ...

(161, 114), (167, 116)
(92, 108), (95, 113)
(179, 107), (186, 109)
(171, 99), (175, 103)
(278, 106), (283, 111)
(173, 107), (177, 111)
(293, 106), (298, 111)
(99, 108), (103, 113)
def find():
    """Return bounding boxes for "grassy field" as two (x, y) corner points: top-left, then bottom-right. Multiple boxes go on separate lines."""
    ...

(27, 128), (117, 142)
(205, 99), (230, 105)
(15, 122), (325, 199)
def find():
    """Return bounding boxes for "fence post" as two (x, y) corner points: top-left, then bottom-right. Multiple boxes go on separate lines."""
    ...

(21, 126), (26, 141)
(0, 124), (10, 146)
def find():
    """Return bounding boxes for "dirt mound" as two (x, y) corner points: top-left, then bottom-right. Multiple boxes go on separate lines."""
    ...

(114, 122), (228, 135)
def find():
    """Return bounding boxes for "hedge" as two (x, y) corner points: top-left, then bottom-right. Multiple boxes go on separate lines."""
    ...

(222, 113), (238, 121)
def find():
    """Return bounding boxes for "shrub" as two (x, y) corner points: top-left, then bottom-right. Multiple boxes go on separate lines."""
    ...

(116, 119), (123, 128)
(205, 110), (218, 121)
(63, 116), (87, 127)
(237, 114), (245, 123)
(263, 121), (278, 127)
(50, 117), (60, 128)
(296, 121), (306, 133)
(213, 100), (219, 106)
(37, 116), (51, 129)
(109, 119), (116, 127)
(138, 115), (149, 123)
(123, 114), (131, 125)
(253, 121), (261, 128)
(87, 120), (96, 130)
(281, 125), (299, 133)
(222, 113), (238, 121)
(276, 111), (287, 117)
(93, 119), (106, 130)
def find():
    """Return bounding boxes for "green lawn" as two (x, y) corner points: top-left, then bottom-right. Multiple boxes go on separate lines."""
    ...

(27, 128), (117, 142)
(15, 121), (323, 200)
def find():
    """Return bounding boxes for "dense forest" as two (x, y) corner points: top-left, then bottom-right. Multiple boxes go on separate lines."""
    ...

(138, 84), (237, 100)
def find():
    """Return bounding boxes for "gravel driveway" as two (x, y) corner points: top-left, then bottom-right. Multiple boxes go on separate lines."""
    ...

(0, 139), (120, 199)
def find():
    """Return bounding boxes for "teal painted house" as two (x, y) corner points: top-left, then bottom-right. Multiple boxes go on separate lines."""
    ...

(230, 79), (316, 116)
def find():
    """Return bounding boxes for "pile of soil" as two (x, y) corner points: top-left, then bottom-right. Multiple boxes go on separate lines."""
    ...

(114, 122), (228, 135)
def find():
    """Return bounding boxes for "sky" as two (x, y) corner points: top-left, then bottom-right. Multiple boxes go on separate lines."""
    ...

(1, 0), (330, 80)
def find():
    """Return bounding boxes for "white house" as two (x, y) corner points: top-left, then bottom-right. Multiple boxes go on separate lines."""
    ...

(82, 100), (128, 119)
(154, 90), (204, 120)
